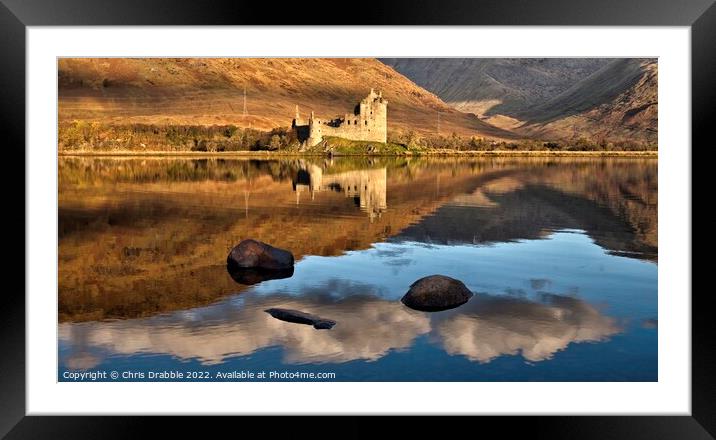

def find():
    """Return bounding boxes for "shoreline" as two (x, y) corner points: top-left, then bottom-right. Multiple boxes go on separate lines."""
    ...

(58, 150), (658, 158)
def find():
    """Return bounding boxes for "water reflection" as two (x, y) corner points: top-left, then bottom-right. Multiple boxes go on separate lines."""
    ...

(60, 291), (431, 366)
(58, 156), (657, 380)
(293, 163), (387, 220)
(59, 281), (619, 367)
(227, 266), (295, 285)
(58, 156), (656, 322)
(396, 184), (657, 259)
(435, 293), (620, 363)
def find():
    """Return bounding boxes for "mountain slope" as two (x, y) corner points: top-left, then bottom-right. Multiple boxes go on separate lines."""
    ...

(58, 58), (520, 140)
(381, 58), (657, 144)
(380, 58), (611, 116)
(516, 59), (657, 143)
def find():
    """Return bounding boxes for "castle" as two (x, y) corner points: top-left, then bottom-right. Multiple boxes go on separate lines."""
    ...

(292, 89), (388, 147)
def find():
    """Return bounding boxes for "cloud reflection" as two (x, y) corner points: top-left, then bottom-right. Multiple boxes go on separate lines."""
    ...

(59, 281), (620, 368)
(435, 293), (621, 363)
(60, 293), (430, 367)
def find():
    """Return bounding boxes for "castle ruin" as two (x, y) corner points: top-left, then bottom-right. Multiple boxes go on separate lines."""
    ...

(292, 89), (387, 147)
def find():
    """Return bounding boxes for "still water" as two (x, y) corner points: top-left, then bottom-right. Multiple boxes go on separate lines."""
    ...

(58, 156), (657, 381)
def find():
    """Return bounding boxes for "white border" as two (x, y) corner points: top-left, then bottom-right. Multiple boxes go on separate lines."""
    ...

(27, 27), (691, 415)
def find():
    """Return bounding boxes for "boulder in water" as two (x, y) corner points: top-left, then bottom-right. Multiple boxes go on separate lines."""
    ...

(227, 239), (294, 271)
(265, 308), (337, 330)
(401, 275), (473, 312)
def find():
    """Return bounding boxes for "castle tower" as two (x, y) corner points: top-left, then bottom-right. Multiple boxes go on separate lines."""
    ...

(365, 89), (388, 143)
(292, 104), (302, 129)
(306, 110), (322, 146)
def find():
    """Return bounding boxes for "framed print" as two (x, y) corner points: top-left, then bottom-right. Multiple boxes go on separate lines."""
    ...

(4, 0), (712, 437)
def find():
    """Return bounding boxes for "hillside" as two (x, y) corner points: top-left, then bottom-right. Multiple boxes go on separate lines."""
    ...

(516, 59), (657, 143)
(58, 58), (520, 141)
(381, 58), (657, 144)
(380, 58), (611, 117)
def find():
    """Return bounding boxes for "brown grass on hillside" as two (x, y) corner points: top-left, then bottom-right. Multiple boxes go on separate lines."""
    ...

(58, 58), (521, 141)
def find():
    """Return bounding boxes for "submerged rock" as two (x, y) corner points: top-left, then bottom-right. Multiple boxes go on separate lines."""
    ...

(227, 266), (294, 285)
(265, 308), (337, 330)
(227, 239), (294, 271)
(401, 275), (473, 312)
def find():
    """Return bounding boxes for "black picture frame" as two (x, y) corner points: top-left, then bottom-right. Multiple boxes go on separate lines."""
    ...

(3, 0), (710, 437)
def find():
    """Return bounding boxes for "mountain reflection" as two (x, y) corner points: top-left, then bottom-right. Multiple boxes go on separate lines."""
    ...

(58, 157), (656, 322)
(59, 280), (620, 368)
(396, 184), (657, 260)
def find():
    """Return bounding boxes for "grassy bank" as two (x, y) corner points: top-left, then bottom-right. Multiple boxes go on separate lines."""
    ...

(59, 149), (657, 158)
(58, 121), (657, 157)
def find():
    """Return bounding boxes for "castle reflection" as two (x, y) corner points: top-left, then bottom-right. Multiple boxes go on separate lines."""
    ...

(293, 163), (387, 220)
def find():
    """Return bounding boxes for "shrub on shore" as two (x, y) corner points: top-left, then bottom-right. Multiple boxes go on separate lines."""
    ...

(389, 132), (657, 152)
(58, 122), (657, 153)
(58, 122), (301, 152)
